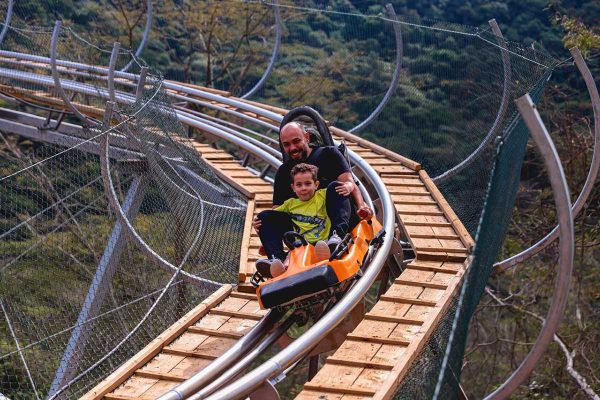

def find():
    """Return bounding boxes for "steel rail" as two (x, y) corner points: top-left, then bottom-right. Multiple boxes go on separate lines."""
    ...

(241, 0), (281, 99)
(120, 0), (153, 72)
(0, 0), (14, 45)
(494, 47), (600, 273)
(485, 94), (574, 399)
(349, 3), (402, 134)
(0, 66), (283, 168)
(0, 50), (284, 122)
(433, 18), (511, 183)
(175, 314), (297, 400)
(0, 50), (285, 129)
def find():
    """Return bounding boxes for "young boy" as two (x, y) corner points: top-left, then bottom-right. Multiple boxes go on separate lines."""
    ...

(255, 163), (349, 278)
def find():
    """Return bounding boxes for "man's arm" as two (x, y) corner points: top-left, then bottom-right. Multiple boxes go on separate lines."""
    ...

(336, 171), (372, 218)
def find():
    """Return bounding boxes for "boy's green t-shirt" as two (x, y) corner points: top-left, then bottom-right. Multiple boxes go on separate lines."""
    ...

(274, 188), (331, 243)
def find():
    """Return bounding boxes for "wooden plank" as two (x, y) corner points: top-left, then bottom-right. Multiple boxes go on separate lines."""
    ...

(364, 313), (424, 325)
(345, 333), (411, 346)
(186, 326), (244, 339)
(326, 357), (395, 371)
(302, 383), (377, 397)
(81, 285), (233, 400)
(330, 126), (421, 171)
(394, 279), (448, 290)
(134, 370), (185, 383)
(379, 295), (437, 307)
(161, 347), (219, 359)
(229, 291), (257, 300)
(210, 308), (263, 320)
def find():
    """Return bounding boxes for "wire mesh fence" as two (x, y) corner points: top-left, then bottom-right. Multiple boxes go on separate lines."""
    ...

(0, 14), (246, 399)
(0, 1), (575, 399)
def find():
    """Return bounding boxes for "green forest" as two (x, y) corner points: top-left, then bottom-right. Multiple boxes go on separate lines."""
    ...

(0, 0), (599, 399)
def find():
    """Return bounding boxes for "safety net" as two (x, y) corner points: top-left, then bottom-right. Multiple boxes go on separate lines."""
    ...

(0, 12), (246, 399)
(0, 1), (567, 399)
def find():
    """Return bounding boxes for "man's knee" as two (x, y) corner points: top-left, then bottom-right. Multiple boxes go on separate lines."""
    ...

(327, 180), (342, 191)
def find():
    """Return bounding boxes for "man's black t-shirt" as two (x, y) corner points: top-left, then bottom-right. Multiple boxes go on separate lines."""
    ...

(273, 146), (351, 205)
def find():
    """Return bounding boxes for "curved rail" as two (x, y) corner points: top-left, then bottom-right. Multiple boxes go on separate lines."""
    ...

(50, 20), (93, 125)
(0, 0), (14, 45)
(433, 18), (511, 184)
(120, 0), (153, 72)
(494, 47), (600, 273)
(485, 94), (574, 398)
(241, 0), (281, 99)
(349, 3), (402, 134)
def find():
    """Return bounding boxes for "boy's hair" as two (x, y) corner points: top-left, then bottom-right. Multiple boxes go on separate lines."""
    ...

(290, 163), (318, 182)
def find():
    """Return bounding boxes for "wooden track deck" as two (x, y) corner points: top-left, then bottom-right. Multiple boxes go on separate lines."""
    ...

(3, 82), (474, 399)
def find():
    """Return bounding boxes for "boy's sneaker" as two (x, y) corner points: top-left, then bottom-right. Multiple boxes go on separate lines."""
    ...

(314, 240), (331, 262)
(270, 259), (287, 278)
(327, 231), (342, 252)
(256, 258), (282, 278)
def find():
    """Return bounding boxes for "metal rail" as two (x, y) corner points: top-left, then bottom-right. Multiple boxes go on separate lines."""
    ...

(121, 0), (153, 72)
(50, 21), (93, 125)
(433, 18), (511, 183)
(484, 94), (574, 400)
(241, 0), (281, 99)
(494, 47), (600, 273)
(0, 0), (14, 45)
(349, 3), (402, 134)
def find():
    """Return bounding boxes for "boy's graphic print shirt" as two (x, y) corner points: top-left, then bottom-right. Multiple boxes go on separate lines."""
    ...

(274, 189), (331, 243)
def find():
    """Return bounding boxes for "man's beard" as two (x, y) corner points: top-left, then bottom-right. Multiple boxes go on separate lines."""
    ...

(289, 148), (308, 161)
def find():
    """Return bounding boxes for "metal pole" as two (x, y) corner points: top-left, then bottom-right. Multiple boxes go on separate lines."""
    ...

(47, 177), (146, 399)
(433, 19), (511, 183)
(121, 0), (153, 72)
(349, 3), (402, 134)
(241, 0), (281, 99)
(494, 47), (600, 273)
(108, 42), (120, 103)
(0, 0), (14, 45)
(484, 94), (574, 399)
(49, 21), (91, 125)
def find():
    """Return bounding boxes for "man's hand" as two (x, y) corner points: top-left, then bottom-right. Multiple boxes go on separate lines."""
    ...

(335, 181), (354, 197)
(357, 204), (373, 220)
(252, 216), (262, 233)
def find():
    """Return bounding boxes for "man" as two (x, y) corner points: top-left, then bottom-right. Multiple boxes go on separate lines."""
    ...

(253, 121), (372, 275)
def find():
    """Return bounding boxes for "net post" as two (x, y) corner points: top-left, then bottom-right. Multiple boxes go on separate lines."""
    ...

(49, 20), (91, 125)
(108, 42), (121, 103)
(484, 94), (574, 400)
(349, 3), (402, 134)
(241, 0), (281, 99)
(136, 67), (148, 101)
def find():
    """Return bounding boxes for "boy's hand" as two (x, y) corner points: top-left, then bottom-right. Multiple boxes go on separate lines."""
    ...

(335, 181), (354, 196)
(252, 216), (262, 233)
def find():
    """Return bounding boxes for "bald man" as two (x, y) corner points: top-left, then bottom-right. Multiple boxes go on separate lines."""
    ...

(253, 122), (372, 276)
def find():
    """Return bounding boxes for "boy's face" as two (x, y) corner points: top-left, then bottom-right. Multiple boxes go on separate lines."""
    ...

(291, 171), (319, 201)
